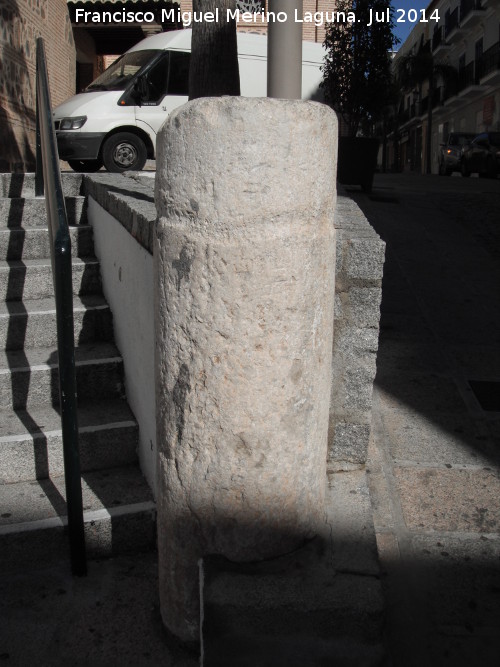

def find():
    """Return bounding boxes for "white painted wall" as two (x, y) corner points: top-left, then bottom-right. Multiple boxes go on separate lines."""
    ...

(87, 197), (157, 495)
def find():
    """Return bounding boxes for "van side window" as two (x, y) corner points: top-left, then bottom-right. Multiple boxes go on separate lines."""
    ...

(142, 54), (170, 103)
(168, 51), (190, 96)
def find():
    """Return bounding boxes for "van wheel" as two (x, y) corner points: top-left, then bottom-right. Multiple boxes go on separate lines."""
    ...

(461, 161), (470, 177)
(102, 133), (147, 172)
(67, 159), (102, 173)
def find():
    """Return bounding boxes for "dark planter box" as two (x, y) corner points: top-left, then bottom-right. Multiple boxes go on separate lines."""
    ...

(337, 137), (379, 193)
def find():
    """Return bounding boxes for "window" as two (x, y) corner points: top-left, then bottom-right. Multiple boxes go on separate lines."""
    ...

(142, 54), (170, 103)
(475, 38), (483, 61)
(139, 50), (191, 103)
(87, 50), (159, 92)
(167, 51), (190, 96)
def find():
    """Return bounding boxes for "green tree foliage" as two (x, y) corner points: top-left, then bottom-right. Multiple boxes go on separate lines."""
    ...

(321, 0), (398, 136)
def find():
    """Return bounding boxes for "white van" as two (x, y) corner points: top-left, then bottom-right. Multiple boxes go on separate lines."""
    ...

(53, 29), (325, 172)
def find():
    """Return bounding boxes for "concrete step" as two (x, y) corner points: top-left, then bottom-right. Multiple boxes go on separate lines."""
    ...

(0, 173), (84, 198)
(0, 342), (125, 410)
(201, 471), (385, 666)
(0, 399), (138, 483)
(0, 196), (87, 228)
(0, 224), (93, 261)
(0, 465), (156, 573)
(0, 294), (113, 350)
(0, 256), (101, 301)
(202, 556), (384, 667)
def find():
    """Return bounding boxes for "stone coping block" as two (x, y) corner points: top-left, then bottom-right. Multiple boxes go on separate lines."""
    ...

(82, 173), (156, 254)
(81, 180), (384, 284)
(82, 174), (385, 475)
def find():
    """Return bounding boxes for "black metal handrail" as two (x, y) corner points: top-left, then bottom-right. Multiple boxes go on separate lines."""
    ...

(35, 37), (86, 576)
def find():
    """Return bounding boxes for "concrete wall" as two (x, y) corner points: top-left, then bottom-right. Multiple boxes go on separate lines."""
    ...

(0, 0), (76, 171)
(84, 173), (384, 494)
(85, 179), (157, 493)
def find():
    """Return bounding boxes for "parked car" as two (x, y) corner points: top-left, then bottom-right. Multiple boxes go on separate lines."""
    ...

(438, 132), (476, 175)
(461, 132), (500, 178)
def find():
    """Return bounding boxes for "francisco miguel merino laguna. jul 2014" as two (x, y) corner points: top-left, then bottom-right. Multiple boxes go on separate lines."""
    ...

(73, 7), (359, 27)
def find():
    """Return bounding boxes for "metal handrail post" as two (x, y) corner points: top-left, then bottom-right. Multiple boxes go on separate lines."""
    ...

(35, 37), (86, 576)
(35, 92), (43, 197)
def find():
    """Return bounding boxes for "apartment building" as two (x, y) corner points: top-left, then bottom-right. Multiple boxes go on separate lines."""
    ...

(391, 0), (500, 174)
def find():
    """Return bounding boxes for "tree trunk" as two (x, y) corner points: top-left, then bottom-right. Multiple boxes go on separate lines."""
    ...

(189, 0), (241, 100)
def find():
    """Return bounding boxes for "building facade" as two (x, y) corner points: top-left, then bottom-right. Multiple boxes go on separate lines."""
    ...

(390, 0), (500, 174)
(0, 0), (76, 171)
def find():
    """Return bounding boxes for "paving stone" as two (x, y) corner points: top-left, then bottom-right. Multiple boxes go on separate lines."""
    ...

(410, 534), (500, 630)
(382, 407), (497, 466)
(394, 466), (500, 532)
(376, 373), (465, 413)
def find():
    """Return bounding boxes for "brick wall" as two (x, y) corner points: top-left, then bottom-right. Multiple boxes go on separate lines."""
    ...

(0, 0), (75, 172)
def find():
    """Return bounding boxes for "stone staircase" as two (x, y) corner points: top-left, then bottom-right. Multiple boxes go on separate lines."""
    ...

(0, 173), (155, 573)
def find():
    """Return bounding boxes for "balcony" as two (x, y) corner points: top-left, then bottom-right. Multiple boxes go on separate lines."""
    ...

(479, 42), (500, 85)
(458, 60), (487, 98)
(459, 0), (485, 29)
(432, 26), (450, 55)
(444, 7), (465, 43)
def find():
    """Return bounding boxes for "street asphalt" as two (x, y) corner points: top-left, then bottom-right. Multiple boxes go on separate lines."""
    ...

(1, 171), (499, 666)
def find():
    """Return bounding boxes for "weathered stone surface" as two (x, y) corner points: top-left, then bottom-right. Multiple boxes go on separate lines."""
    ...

(328, 194), (385, 469)
(345, 239), (385, 281)
(154, 97), (337, 641)
(340, 287), (385, 328)
(328, 423), (372, 469)
(80, 174), (385, 475)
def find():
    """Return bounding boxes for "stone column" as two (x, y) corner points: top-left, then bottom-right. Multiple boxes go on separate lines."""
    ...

(154, 97), (338, 642)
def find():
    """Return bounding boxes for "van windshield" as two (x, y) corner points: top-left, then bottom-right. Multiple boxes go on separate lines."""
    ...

(86, 50), (160, 91)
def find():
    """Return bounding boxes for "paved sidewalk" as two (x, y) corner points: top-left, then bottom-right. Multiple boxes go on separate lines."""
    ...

(349, 173), (500, 666)
(2, 172), (499, 666)
(0, 552), (198, 667)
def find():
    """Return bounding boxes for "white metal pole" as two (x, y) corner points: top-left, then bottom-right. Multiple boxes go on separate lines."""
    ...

(267, 0), (303, 99)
